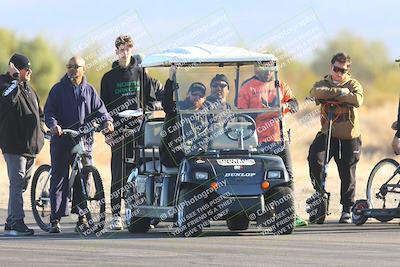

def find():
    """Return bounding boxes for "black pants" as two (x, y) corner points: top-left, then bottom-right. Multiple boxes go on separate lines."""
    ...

(260, 141), (294, 189)
(110, 135), (134, 217)
(307, 132), (361, 212)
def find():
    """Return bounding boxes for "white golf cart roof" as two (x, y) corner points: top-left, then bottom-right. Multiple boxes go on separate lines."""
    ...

(140, 44), (277, 67)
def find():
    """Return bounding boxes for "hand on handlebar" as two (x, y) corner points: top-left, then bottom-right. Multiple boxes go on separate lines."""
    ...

(50, 125), (62, 136)
(103, 121), (114, 134)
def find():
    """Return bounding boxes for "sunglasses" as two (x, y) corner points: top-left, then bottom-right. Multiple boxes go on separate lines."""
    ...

(67, 64), (84, 69)
(211, 83), (228, 89)
(332, 65), (348, 74)
(190, 91), (205, 98)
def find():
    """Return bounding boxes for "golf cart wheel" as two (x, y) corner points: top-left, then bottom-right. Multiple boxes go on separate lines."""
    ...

(80, 166), (106, 234)
(226, 215), (249, 231)
(125, 182), (151, 233)
(351, 199), (370, 226)
(127, 217), (151, 233)
(31, 164), (52, 232)
(366, 158), (399, 222)
(175, 187), (206, 237)
(265, 186), (295, 235)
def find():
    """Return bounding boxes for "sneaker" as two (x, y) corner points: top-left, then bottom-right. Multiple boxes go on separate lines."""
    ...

(4, 220), (34, 236)
(339, 212), (351, 224)
(75, 216), (90, 233)
(48, 220), (61, 233)
(295, 215), (308, 227)
(110, 216), (123, 231)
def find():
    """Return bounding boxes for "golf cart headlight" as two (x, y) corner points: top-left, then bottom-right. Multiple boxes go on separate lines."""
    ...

(195, 172), (208, 180)
(267, 170), (281, 179)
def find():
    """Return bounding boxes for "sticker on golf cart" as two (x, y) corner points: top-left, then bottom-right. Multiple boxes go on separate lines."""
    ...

(216, 159), (256, 166)
(224, 172), (256, 177)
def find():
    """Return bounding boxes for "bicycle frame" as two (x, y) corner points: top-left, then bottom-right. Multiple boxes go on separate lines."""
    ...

(375, 165), (400, 205)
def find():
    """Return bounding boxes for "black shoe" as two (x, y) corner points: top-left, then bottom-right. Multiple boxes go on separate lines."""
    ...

(4, 220), (34, 236)
(48, 220), (61, 233)
(4, 222), (11, 232)
(75, 216), (90, 234)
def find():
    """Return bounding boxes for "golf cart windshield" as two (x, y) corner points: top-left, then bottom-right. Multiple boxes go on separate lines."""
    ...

(141, 45), (284, 155)
(175, 64), (283, 154)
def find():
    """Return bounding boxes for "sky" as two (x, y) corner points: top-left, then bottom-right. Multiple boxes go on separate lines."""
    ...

(1, 0), (399, 60)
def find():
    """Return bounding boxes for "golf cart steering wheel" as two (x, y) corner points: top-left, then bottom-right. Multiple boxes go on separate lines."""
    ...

(223, 114), (256, 141)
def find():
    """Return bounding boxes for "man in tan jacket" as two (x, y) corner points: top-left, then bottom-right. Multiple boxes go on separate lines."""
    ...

(308, 52), (363, 223)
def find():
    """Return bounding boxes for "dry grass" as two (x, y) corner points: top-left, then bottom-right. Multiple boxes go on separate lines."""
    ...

(0, 100), (398, 221)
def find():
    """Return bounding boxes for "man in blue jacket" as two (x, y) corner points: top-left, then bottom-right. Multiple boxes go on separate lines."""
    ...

(44, 56), (113, 233)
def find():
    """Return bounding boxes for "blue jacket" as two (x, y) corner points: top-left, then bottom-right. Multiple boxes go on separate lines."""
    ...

(44, 74), (112, 151)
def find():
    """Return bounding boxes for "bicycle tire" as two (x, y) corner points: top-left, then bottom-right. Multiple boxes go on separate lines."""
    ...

(30, 164), (52, 232)
(366, 158), (399, 222)
(80, 166), (106, 235)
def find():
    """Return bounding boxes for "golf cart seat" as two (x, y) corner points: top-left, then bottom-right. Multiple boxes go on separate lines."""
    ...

(140, 120), (178, 175)
(140, 161), (178, 175)
(209, 122), (258, 150)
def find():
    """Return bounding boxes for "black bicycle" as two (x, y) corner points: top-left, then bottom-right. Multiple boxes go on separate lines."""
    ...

(352, 158), (400, 225)
(30, 128), (106, 234)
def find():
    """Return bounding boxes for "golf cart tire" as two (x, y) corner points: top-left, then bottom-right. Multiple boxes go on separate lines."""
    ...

(226, 215), (249, 231)
(176, 187), (206, 237)
(266, 186), (295, 235)
(127, 217), (151, 233)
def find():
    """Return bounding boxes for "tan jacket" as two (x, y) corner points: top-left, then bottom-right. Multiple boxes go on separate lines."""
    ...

(310, 74), (363, 139)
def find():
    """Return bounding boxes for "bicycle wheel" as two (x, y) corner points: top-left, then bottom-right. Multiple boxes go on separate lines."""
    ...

(366, 158), (400, 222)
(80, 166), (106, 235)
(30, 164), (52, 232)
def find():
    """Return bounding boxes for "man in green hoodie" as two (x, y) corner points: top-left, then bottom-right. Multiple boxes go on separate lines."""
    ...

(308, 52), (363, 224)
(101, 35), (163, 230)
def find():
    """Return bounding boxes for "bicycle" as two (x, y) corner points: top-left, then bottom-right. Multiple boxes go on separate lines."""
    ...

(30, 128), (106, 234)
(352, 158), (400, 225)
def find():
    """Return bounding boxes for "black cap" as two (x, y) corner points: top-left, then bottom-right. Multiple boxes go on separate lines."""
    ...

(9, 53), (31, 71)
(210, 74), (229, 89)
(188, 82), (206, 96)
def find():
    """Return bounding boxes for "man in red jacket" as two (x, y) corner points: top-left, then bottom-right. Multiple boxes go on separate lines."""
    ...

(237, 63), (307, 227)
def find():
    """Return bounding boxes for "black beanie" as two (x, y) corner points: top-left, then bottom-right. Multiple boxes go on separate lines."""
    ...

(9, 53), (31, 71)
(210, 74), (229, 89)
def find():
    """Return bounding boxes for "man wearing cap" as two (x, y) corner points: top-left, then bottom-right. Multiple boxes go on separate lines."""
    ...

(44, 56), (113, 233)
(160, 65), (206, 167)
(237, 63), (307, 227)
(0, 53), (44, 236)
(100, 35), (163, 230)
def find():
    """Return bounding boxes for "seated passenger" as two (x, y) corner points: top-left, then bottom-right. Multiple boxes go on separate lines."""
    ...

(160, 66), (207, 167)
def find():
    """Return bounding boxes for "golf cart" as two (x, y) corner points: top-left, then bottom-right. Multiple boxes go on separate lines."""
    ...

(124, 44), (295, 236)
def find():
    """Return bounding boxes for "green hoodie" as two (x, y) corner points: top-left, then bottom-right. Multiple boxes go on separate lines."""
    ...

(310, 74), (363, 139)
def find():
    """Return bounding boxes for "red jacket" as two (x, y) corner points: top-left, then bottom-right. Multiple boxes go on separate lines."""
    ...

(237, 77), (294, 143)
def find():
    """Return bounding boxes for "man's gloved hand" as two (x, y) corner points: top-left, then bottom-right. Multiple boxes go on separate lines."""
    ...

(338, 88), (350, 96)
(286, 99), (299, 113)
